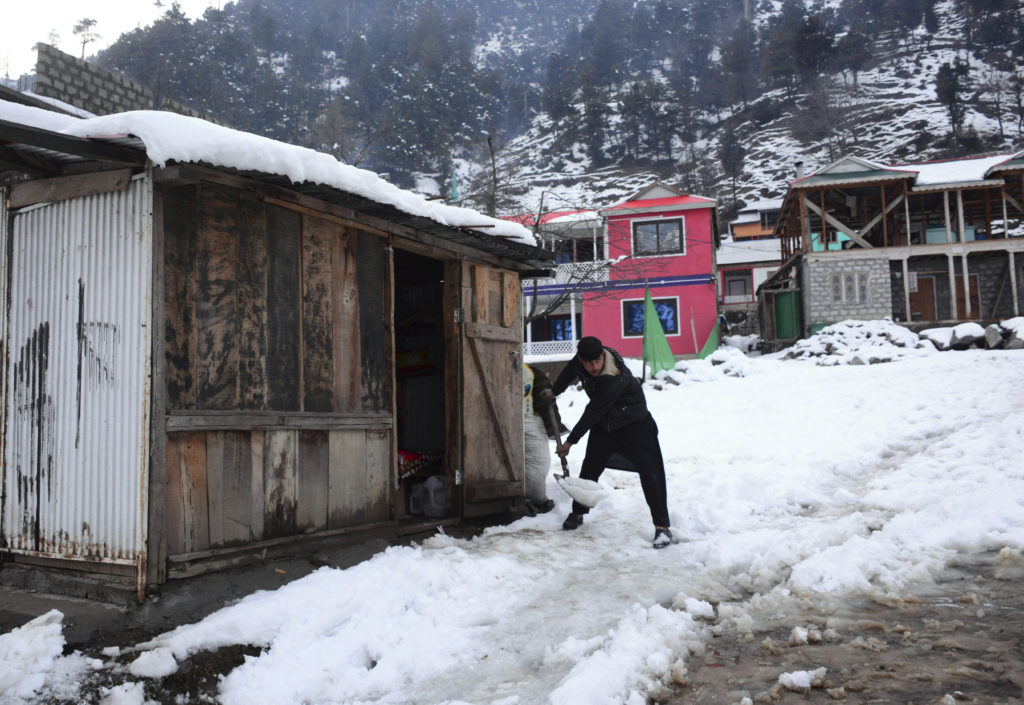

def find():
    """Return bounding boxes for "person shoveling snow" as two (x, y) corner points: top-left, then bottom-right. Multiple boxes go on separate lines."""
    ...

(542, 336), (673, 549)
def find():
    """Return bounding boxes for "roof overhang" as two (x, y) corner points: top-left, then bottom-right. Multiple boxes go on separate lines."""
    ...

(911, 178), (1006, 193)
(0, 120), (554, 272)
(600, 200), (716, 217)
(791, 170), (915, 190)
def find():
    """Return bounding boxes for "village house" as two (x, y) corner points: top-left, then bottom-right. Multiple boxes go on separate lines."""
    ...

(759, 153), (1024, 348)
(0, 103), (552, 601)
(523, 183), (720, 362)
(719, 200), (784, 336)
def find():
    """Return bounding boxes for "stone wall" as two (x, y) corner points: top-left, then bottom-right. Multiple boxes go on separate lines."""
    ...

(33, 43), (208, 119)
(802, 256), (893, 330)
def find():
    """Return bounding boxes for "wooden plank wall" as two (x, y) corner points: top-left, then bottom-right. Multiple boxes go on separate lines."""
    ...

(165, 428), (391, 554)
(164, 183), (389, 414)
(161, 182), (394, 557)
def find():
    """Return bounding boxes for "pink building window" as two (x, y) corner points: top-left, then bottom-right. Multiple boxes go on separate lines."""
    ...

(632, 218), (684, 256)
(621, 296), (680, 338)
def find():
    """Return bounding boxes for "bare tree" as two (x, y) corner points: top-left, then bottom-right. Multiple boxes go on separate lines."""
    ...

(72, 18), (99, 59)
(981, 67), (1008, 141)
(311, 95), (395, 167)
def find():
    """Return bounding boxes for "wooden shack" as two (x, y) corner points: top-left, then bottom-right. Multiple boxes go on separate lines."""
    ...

(0, 109), (552, 600)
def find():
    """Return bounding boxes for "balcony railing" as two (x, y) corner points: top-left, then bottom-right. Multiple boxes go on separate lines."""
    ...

(526, 259), (610, 286)
(524, 339), (577, 357)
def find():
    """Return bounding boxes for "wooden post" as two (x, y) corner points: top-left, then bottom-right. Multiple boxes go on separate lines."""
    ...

(881, 185), (889, 247)
(1002, 187), (1010, 239)
(944, 191), (952, 244)
(962, 254), (972, 319)
(948, 254), (958, 320)
(984, 188), (993, 239)
(902, 258), (911, 323)
(1010, 251), (1020, 317)
(957, 190), (966, 242)
(148, 176), (168, 592)
(799, 192), (809, 251)
(819, 189), (827, 248)
(903, 181), (912, 247)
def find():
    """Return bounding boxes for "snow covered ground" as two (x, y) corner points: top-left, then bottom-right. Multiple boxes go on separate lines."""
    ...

(3, 321), (1023, 705)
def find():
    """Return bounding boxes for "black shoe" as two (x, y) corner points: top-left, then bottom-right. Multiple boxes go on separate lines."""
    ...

(653, 527), (672, 549)
(562, 513), (584, 530)
(536, 499), (555, 514)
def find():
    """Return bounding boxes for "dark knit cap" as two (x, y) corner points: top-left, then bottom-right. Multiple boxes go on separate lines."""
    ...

(577, 336), (604, 361)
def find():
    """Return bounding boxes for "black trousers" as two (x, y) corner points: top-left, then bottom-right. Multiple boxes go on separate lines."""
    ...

(573, 415), (670, 528)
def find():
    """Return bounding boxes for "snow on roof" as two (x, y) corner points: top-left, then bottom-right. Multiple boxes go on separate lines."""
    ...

(0, 98), (82, 133)
(884, 153), (1014, 187)
(545, 209), (601, 226)
(716, 238), (783, 265)
(796, 152), (1020, 191)
(0, 101), (535, 246)
(737, 198), (783, 213)
(730, 211), (760, 224)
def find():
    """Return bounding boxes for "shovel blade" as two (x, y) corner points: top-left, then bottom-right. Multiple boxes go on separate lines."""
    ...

(554, 475), (607, 508)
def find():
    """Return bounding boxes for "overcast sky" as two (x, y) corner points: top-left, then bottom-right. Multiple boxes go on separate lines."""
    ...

(2, 0), (219, 80)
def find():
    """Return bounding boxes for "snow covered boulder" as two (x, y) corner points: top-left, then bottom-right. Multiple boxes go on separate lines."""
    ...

(984, 324), (1005, 349)
(949, 322), (985, 349)
(1002, 317), (1024, 350)
(919, 327), (953, 350)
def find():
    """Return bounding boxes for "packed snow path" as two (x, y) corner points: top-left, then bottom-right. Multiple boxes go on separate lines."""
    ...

(4, 342), (1023, 705)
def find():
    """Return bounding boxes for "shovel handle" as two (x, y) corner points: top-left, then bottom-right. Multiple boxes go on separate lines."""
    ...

(545, 404), (570, 477)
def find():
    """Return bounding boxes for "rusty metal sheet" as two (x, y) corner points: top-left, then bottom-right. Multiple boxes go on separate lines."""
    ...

(1, 174), (152, 570)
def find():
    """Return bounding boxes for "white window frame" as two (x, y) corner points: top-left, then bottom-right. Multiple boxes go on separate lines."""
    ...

(620, 295), (682, 339)
(631, 217), (686, 257)
(830, 271), (870, 305)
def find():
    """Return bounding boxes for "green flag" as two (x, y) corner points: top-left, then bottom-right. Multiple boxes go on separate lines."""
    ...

(642, 285), (675, 376)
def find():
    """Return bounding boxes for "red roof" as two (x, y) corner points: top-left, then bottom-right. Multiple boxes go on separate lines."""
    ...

(603, 195), (715, 213)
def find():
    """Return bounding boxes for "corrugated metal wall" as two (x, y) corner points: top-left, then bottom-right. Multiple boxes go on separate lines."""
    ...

(1, 175), (152, 567)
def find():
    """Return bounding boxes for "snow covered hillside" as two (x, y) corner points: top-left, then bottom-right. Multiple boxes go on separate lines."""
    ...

(3, 321), (1023, 705)
(471, 0), (1023, 216)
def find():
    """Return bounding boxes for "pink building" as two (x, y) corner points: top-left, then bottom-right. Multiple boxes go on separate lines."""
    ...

(522, 183), (720, 360)
(587, 183), (720, 357)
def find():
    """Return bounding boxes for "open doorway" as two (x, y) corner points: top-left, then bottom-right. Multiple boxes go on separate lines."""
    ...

(393, 249), (450, 522)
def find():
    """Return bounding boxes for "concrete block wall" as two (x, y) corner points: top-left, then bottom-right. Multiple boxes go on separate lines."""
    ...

(968, 252), (1019, 320)
(803, 256), (893, 328)
(33, 44), (208, 120)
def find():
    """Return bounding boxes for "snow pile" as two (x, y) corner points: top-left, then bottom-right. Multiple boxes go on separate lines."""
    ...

(722, 334), (761, 353)
(128, 647), (177, 679)
(782, 319), (926, 365)
(779, 666), (827, 691)
(0, 610), (99, 704)
(99, 682), (158, 705)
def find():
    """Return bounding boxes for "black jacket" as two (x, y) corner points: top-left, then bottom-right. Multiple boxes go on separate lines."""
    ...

(553, 347), (650, 444)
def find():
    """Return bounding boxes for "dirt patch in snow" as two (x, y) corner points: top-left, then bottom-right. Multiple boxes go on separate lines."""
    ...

(670, 551), (1024, 704)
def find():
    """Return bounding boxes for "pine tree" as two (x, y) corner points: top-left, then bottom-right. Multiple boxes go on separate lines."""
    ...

(935, 58), (971, 139)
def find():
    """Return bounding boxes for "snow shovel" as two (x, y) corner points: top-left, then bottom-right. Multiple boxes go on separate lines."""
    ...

(546, 405), (607, 508)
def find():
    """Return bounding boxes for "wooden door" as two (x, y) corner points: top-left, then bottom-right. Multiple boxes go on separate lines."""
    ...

(456, 262), (525, 516)
(909, 275), (936, 322)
